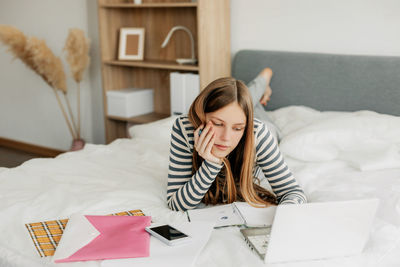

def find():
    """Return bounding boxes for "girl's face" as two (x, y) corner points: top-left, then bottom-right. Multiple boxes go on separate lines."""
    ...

(205, 102), (247, 158)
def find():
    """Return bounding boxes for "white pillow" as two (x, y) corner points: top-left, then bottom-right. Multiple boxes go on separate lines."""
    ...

(128, 115), (179, 145)
(279, 110), (400, 165)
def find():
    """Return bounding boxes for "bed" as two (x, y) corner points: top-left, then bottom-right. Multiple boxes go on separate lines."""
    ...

(1, 50), (400, 267)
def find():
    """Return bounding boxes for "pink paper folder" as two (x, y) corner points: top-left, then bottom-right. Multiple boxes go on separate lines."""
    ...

(53, 214), (151, 263)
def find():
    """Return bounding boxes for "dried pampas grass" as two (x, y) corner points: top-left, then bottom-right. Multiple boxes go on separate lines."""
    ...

(0, 25), (35, 70)
(0, 25), (91, 141)
(64, 28), (90, 83)
(0, 25), (67, 93)
(0, 25), (76, 139)
(25, 37), (76, 138)
(26, 37), (67, 94)
(64, 28), (90, 139)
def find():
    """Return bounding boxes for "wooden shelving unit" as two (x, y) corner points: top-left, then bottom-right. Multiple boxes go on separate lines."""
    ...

(100, 3), (198, 8)
(104, 59), (199, 71)
(108, 112), (170, 124)
(97, 0), (231, 143)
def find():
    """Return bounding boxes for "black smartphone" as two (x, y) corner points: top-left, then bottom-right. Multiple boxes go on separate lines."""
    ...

(145, 224), (191, 246)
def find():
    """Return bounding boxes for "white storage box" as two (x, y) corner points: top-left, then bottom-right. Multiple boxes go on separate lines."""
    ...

(106, 88), (154, 118)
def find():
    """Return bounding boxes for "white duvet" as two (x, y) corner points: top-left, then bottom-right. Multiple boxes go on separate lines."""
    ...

(1, 106), (400, 267)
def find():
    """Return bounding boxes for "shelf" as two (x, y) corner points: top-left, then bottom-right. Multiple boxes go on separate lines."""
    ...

(104, 60), (199, 71)
(100, 3), (197, 8)
(108, 112), (170, 124)
(98, 0), (230, 142)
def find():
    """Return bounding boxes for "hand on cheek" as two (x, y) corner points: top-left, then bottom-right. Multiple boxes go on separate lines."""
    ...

(194, 122), (222, 164)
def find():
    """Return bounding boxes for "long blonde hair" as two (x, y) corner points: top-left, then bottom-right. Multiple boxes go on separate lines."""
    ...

(188, 77), (277, 207)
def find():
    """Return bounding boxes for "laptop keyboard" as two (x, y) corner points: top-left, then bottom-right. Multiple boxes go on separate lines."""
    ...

(240, 226), (272, 259)
(247, 234), (270, 255)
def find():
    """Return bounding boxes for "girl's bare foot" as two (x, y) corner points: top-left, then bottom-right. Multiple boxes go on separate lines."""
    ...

(258, 68), (273, 106)
(260, 85), (272, 106)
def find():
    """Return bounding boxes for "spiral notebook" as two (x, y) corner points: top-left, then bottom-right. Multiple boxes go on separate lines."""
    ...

(186, 202), (276, 228)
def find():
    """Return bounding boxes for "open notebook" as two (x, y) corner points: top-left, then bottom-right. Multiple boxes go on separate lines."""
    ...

(186, 202), (276, 228)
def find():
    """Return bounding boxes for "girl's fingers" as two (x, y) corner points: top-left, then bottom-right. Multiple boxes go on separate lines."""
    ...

(197, 122), (211, 147)
(205, 132), (215, 154)
(194, 124), (204, 145)
(206, 134), (221, 164)
(194, 122), (220, 164)
(199, 128), (214, 153)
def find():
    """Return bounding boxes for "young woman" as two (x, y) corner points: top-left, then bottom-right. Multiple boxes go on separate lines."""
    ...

(167, 70), (306, 211)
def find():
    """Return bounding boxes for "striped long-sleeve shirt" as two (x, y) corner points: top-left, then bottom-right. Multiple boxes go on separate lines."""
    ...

(167, 116), (307, 211)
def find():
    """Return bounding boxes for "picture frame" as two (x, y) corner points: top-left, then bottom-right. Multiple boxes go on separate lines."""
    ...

(118, 27), (145, 60)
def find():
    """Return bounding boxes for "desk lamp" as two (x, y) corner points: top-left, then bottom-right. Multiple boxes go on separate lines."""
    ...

(161, 26), (197, 65)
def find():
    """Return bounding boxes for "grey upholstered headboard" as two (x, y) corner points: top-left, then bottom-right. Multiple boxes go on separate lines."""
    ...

(232, 50), (400, 116)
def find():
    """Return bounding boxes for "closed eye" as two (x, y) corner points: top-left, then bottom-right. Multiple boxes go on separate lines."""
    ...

(211, 120), (245, 131)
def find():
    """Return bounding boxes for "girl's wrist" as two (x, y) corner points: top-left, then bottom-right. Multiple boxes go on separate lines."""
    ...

(206, 157), (223, 166)
(214, 158), (223, 165)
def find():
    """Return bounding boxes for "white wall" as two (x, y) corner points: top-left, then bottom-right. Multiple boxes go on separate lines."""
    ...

(1, 0), (399, 151)
(231, 0), (400, 57)
(86, 0), (105, 147)
(0, 0), (104, 151)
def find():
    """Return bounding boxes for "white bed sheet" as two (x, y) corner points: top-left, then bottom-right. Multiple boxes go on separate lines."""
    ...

(1, 106), (400, 267)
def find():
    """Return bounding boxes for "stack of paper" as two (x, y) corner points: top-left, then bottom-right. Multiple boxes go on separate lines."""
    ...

(101, 221), (215, 267)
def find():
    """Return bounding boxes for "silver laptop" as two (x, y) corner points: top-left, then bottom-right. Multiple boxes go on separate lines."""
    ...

(240, 198), (379, 264)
